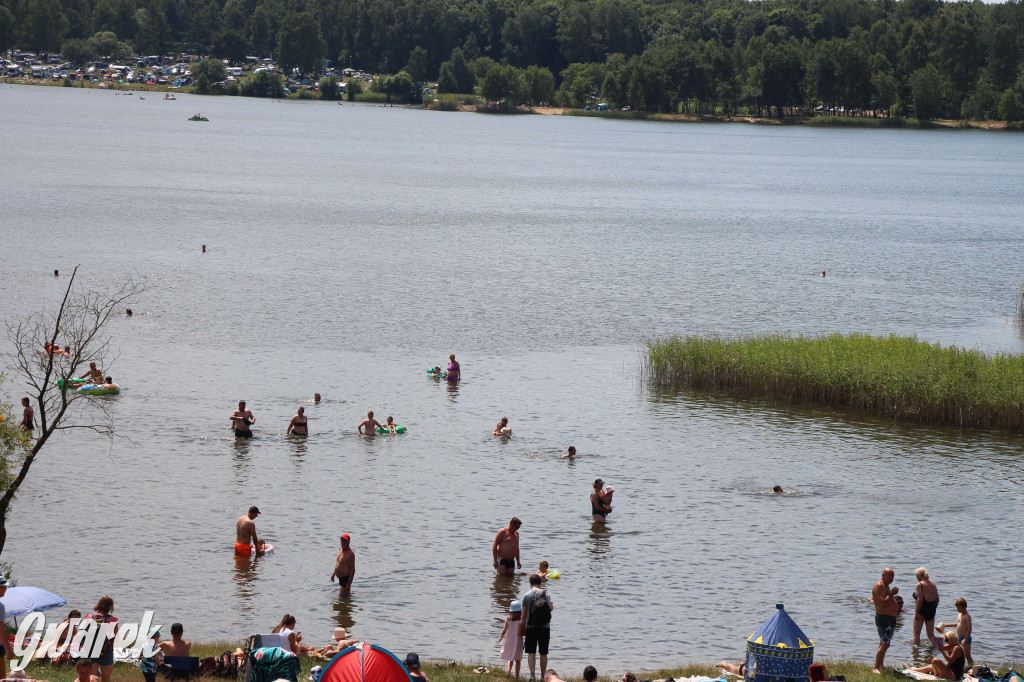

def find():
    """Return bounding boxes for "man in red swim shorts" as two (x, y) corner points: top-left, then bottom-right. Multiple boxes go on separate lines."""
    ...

(235, 506), (264, 556)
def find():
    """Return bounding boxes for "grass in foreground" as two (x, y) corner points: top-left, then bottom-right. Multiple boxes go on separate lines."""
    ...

(22, 653), (1000, 682)
(645, 334), (1024, 432)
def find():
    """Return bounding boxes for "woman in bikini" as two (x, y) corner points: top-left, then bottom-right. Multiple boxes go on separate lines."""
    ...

(446, 354), (460, 383)
(287, 407), (308, 436)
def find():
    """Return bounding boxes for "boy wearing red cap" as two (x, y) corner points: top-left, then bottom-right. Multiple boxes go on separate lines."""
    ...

(331, 534), (356, 595)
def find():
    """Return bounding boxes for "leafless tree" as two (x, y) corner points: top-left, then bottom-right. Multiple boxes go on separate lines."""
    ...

(0, 266), (144, 556)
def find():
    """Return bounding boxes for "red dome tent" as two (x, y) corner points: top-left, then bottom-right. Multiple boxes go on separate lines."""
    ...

(317, 643), (414, 682)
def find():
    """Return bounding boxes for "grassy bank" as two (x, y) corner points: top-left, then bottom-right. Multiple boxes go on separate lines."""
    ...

(645, 334), (1024, 432)
(17, 651), (993, 682)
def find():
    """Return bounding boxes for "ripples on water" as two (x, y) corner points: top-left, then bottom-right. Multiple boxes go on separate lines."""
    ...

(1, 86), (1023, 670)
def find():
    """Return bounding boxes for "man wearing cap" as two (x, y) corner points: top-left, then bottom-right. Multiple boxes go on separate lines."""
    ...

(235, 506), (264, 556)
(331, 534), (355, 595)
(405, 653), (428, 682)
(0, 577), (8, 679)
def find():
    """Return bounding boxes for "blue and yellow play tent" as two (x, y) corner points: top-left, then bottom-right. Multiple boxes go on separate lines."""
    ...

(743, 604), (814, 682)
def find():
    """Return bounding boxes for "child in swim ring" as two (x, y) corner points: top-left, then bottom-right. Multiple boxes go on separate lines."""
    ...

(537, 560), (551, 580)
(384, 416), (397, 434)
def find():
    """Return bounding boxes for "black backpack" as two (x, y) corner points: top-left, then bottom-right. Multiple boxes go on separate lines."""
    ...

(527, 590), (551, 628)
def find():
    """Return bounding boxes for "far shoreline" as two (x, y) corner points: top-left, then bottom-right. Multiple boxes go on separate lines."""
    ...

(6, 78), (1019, 132)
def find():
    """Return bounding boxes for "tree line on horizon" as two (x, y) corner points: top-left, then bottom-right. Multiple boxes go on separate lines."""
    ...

(3, 0), (1024, 120)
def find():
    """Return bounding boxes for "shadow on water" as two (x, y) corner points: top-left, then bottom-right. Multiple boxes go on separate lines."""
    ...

(233, 554), (260, 614)
(644, 384), (1024, 455)
(587, 521), (611, 560)
(288, 436), (307, 459)
(490, 573), (523, 619)
(331, 594), (357, 631)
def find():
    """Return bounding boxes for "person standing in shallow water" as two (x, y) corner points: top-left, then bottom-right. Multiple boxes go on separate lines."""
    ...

(287, 407), (308, 436)
(913, 567), (940, 646)
(447, 354), (460, 382)
(872, 567), (900, 673)
(230, 401), (255, 438)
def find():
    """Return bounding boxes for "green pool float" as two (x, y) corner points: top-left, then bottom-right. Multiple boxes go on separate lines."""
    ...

(375, 425), (406, 434)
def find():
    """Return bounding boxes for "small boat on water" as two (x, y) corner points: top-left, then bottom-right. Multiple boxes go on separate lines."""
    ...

(189, 114), (208, 121)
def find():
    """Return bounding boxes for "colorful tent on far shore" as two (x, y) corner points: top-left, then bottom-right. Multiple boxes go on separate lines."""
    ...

(744, 603), (814, 682)
(316, 643), (413, 682)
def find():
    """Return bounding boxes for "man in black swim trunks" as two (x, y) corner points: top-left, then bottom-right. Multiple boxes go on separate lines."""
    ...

(872, 567), (900, 674)
(492, 518), (522, 576)
(331, 534), (355, 596)
(230, 400), (255, 438)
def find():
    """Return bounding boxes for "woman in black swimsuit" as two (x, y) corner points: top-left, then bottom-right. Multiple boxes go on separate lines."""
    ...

(913, 566), (940, 645)
(287, 407), (308, 436)
(906, 630), (964, 680)
(591, 479), (612, 523)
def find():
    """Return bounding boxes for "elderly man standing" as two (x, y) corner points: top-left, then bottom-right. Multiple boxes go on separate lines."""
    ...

(872, 567), (900, 674)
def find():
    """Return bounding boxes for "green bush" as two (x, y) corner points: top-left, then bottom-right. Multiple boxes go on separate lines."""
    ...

(240, 70), (285, 98)
(354, 91), (387, 103)
(645, 333), (1024, 432)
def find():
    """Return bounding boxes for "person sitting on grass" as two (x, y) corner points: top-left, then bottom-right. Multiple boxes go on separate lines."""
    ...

(158, 623), (191, 657)
(405, 653), (428, 682)
(808, 663), (828, 682)
(315, 628), (357, 657)
(583, 666), (598, 682)
(271, 614), (313, 655)
(905, 630), (965, 680)
(75, 658), (100, 682)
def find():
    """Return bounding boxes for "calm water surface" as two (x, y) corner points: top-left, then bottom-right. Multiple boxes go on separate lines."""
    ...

(2, 85), (1024, 670)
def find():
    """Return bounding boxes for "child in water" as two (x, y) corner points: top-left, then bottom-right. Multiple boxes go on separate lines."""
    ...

(498, 601), (524, 680)
(427, 366), (446, 378)
(384, 416), (398, 434)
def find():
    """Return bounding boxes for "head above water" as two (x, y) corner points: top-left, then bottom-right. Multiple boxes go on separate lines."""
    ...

(449, 354), (455, 361)
(314, 393), (321, 403)
(386, 416), (393, 424)
(567, 446), (576, 455)
(510, 517), (521, 529)
(297, 407), (304, 415)
(773, 485), (784, 493)
(593, 479), (604, 490)
(367, 410), (373, 418)
(882, 567), (895, 583)
(340, 533), (351, 546)
(239, 400), (246, 408)
(249, 505), (261, 517)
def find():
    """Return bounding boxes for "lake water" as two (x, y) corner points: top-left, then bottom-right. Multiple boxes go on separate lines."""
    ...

(2, 85), (1024, 671)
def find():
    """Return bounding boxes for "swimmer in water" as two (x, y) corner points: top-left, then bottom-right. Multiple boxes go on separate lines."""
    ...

(287, 406), (308, 436)
(773, 485), (784, 493)
(202, 245), (206, 253)
(230, 400), (255, 438)
(383, 416), (397, 433)
(125, 308), (133, 316)
(79, 361), (104, 383)
(821, 270), (826, 277)
(314, 393), (321, 404)
(493, 417), (511, 437)
(357, 410), (382, 435)
(54, 269), (59, 277)
(446, 354), (460, 383)
(561, 446), (576, 459)
(235, 506), (264, 556)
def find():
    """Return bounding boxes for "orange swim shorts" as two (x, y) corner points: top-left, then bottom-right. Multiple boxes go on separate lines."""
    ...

(234, 542), (252, 556)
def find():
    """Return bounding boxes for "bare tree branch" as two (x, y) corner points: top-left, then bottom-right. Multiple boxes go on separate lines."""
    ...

(0, 267), (145, 556)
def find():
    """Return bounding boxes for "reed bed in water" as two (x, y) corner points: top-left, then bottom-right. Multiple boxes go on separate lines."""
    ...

(645, 334), (1024, 432)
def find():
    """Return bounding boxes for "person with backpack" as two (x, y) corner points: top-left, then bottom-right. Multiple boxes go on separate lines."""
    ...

(520, 573), (554, 682)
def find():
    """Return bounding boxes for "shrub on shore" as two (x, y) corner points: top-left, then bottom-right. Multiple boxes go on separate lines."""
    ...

(645, 333), (1024, 432)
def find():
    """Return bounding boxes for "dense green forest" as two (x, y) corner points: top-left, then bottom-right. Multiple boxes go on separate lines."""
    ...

(3, 0), (1024, 118)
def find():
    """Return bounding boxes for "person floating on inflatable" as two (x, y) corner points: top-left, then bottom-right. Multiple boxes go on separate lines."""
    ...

(235, 505), (265, 556)
(427, 366), (447, 378)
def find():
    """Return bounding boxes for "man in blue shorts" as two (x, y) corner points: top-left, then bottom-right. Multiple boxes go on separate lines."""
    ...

(872, 567), (900, 674)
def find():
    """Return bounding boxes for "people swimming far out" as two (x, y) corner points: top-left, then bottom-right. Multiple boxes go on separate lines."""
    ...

(493, 417), (511, 437)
